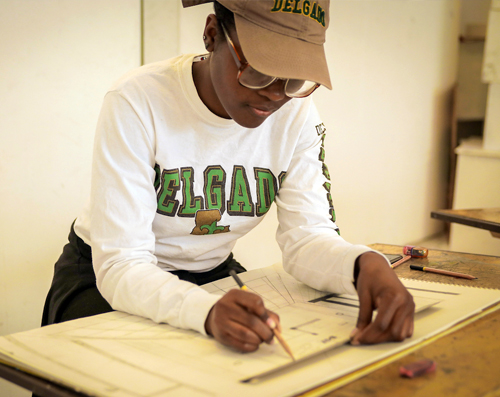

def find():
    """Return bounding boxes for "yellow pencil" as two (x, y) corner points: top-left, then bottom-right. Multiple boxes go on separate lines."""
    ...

(229, 270), (295, 360)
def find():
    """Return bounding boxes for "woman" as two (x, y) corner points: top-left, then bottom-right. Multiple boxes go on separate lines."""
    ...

(42, 0), (414, 353)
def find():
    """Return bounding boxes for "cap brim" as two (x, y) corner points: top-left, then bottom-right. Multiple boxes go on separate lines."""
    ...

(235, 15), (332, 90)
(181, 0), (213, 7)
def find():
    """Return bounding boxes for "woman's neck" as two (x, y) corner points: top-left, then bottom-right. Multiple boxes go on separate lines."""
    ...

(192, 56), (230, 119)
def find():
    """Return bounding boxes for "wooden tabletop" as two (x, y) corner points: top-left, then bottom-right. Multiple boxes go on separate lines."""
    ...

(431, 208), (500, 237)
(318, 244), (500, 397)
(374, 243), (500, 289)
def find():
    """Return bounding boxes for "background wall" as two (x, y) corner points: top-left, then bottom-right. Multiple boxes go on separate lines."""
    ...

(449, 0), (500, 256)
(0, 1), (141, 395)
(1, 1), (465, 396)
(234, 0), (461, 265)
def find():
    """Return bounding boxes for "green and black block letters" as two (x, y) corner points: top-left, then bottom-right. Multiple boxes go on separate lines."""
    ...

(156, 165), (281, 219)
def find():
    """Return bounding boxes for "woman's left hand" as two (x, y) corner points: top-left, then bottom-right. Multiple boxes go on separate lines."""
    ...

(350, 252), (415, 345)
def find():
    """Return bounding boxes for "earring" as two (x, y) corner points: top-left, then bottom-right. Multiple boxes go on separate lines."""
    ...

(203, 35), (206, 40)
(205, 42), (209, 50)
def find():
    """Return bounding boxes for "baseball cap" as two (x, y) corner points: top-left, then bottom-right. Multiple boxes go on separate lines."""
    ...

(182, 0), (332, 90)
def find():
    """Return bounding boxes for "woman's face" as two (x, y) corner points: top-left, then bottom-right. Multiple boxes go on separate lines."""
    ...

(202, 18), (292, 129)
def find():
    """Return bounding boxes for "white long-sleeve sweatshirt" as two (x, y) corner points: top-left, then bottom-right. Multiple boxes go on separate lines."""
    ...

(74, 54), (385, 335)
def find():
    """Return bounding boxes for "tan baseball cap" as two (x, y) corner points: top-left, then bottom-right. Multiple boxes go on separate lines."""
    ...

(182, 0), (332, 90)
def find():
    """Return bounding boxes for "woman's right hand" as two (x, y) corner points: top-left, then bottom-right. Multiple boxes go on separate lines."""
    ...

(204, 289), (280, 352)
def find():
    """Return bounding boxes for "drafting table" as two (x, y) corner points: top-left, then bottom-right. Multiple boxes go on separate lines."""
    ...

(431, 207), (500, 238)
(0, 244), (499, 397)
(327, 244), (500, 397)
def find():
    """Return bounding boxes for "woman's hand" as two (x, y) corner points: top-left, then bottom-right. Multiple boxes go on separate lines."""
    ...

(204, 289), (280, 352)
(351, 252), (415, 345)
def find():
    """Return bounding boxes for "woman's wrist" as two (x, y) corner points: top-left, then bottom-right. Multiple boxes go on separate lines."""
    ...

(353, 251), (389, 289)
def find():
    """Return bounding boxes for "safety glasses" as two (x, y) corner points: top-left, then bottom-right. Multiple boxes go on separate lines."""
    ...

(220, 23), (319, 98)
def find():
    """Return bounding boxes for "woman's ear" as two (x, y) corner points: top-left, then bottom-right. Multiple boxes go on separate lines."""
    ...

(203, 14), (219, 52)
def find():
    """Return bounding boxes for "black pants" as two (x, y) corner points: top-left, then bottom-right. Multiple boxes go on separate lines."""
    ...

(42, 223), (246, 326)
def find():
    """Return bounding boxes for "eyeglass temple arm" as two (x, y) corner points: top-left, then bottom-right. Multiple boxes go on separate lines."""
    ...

(220, 23), (244, 69)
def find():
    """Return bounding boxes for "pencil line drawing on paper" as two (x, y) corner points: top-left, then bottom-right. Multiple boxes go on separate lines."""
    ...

(310, 293), (360, 308)
(405, 286), (460, 295)
(290, 319), (320, 335)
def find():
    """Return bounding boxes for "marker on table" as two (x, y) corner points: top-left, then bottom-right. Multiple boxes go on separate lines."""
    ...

(228, 269), (295, 360)
(403, 245), (428, 258)
(410, 265), (477, 280)
(392, 246), (430, 269)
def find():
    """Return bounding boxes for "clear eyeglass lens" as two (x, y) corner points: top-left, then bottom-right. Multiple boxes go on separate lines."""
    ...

(239, 66), (275, 89)
(285, 79), (318, 98)
(239, 65), (318, 98)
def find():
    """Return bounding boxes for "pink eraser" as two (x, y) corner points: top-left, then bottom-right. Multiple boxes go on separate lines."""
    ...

(399, 359), (436, 378)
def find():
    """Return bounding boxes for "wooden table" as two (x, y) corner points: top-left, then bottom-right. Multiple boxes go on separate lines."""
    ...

(318, 244), (500, 397)
(1, 245), (499, 397)
(431, 208), (500, 238)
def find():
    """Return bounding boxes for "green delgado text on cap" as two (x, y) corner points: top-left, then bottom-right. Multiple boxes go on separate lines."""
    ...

(181, 0), (332, 90)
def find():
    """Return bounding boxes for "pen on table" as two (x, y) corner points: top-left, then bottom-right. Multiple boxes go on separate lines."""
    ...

(228, 269), (295, 360)
(410, 264), (477, 280)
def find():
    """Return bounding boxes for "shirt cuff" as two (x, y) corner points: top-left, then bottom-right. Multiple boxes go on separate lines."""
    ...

(179, 289), (222, 336)
(341, 245), (391, 295)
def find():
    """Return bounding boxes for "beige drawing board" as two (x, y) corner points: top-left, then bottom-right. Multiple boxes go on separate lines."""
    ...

(0, 264), (498, 397)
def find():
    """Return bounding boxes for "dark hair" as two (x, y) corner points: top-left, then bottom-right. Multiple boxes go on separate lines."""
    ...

(214, 1), (235, 32)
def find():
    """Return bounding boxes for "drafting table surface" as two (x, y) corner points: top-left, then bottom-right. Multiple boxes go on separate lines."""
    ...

(2, 245), (500, 396)
(322, 244), (500, 397)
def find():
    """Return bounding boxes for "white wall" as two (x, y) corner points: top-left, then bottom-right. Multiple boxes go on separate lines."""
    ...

(456, 0), (490, 121)
(460, 0), (491, 35)
(317, 0), (460, 245)
(143, 0), (180, 64)
(449, 0), (500, 256)
(0, 1), (140, 395)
